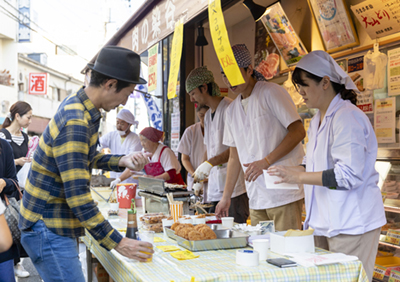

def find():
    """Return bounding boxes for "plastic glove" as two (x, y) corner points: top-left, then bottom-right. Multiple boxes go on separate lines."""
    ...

(193, 182), (204, 196)
(110, 178), (121, 189)
(193, 161), (213, 182)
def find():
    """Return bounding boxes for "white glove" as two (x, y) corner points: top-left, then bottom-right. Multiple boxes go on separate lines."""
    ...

(110, 178), (121, 189)
(193, 182), (204, 196)
(193, 161), (213, 182)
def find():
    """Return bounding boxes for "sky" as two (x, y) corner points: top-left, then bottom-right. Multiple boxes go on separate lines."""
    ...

(17, 0), (147, 79)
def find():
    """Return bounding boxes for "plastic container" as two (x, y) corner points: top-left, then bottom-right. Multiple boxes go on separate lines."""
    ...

(142, 223), (163, 233)
(140, 213), (168, 224)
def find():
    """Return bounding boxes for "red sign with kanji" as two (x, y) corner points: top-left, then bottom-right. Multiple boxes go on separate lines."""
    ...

(29, 73), (47, 95)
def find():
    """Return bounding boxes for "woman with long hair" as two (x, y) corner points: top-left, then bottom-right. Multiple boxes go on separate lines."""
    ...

(0, 101), (32, 173)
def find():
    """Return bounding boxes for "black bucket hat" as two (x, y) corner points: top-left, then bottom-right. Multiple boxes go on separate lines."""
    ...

(87, 46), (147, 84)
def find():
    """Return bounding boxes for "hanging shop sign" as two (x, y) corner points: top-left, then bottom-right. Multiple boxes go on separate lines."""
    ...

(119, 0), (208, 55)
(148, 43), (158, 92)
(209, 0), (244, 87)
(29, 73), (48, 95)
(388, 47), (400, 97)
(254, 21), (280, 80)
(260, 2), (307, 67)
(374, 97), (396, 144)
(348, 56), (373, 113)
(167, 19), (184, 100)
(171, 112), (180, 157)
(307, 0), (359, 53)
(18, 0), (31, 42)
(351, 0), (400, 40)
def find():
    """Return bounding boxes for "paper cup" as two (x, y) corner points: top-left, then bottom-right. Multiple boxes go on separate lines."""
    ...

(221, 217), (234, 229)
(169, 203), (183, 222)
(109, 202), (119, 211)
(136, 230), (154, 262)
(252, 239), (269, 261)
(116, 183), (137, 208)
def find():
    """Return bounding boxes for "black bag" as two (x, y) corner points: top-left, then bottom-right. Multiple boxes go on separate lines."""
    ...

(3, 179), (22, 242)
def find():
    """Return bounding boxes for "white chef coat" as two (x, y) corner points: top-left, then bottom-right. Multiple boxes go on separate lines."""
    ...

(177, 122), (207, 191)
(99, 131), (142, 182)
(303, 94), (386, 237)
(204, 97), (246, 202)
(223, 81), (305, 210)
(150, 143), (182, 174)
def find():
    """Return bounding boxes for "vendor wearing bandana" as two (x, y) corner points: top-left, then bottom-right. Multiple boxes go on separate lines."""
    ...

(215, 44), (305, 231)
(267, 51), (385, 281)
(186, 66), (249, 223)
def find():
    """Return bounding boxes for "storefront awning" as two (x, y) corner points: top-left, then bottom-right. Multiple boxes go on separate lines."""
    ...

(28, 116), (50, 135)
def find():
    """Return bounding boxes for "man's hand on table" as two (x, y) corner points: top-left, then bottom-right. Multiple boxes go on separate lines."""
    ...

(119, 152), (151, 171)
(115, 237), (154, 262)
(215, 197), (231, 219)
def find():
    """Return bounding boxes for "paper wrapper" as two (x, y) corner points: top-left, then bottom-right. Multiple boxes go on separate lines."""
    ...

(170, 203), (183, 222)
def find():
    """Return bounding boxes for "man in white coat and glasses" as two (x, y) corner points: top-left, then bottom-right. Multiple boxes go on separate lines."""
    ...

(215, 44), (305, 230)
(186, 66), (249, 223)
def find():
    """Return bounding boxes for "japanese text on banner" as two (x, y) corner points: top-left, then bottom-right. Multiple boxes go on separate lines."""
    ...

(351, 0), (400, 39)
(167, 19), (184, 100)
(208, 0), (244, 86)
(148, 43), (158, 92)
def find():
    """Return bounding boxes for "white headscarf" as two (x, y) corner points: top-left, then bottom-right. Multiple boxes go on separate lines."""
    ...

(117, 109), (139, 128)
(295, 50), (358, 92)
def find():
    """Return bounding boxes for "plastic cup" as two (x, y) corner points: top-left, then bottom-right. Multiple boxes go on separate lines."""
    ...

(252, 239), (269, 261)
(169, 203), (183, 222)
(116, 183), (137, 208)
(135, 230), (154, 262)
(221, 217), (234, 229)
(193, 217), (206, 225)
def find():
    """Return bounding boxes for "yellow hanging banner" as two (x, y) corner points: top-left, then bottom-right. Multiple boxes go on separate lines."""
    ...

(208, 0), (244, 86)
(167, 19), (184, 100)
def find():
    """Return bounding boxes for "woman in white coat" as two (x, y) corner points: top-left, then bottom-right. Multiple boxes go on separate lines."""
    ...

(268, 50), (386, 281)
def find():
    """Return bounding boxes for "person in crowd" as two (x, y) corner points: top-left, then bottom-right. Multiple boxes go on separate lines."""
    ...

(186, 66), (249, 223)
(177, 104), (209, 192)
(267, 50), (386, 281)
(0, 101), (32, 278)
(0, 101), (32, 173)
(100, 108), (142, 188)
(215, 44), (305, 230)
(19, 46), (153, 282)
(0, 137), (21, 282)
(118, 127), (185, 184)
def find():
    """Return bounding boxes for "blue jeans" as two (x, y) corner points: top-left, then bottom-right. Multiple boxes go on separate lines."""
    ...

(20, 220), (85, 282)
(0, 259), (15, 282)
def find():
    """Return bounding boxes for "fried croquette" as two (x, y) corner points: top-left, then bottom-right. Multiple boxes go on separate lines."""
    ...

(188, 230), (204, 241)
(194, 224), (208, 231)
(171, 222), (181, 231)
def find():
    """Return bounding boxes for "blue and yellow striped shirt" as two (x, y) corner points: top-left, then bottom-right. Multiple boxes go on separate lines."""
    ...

(20, 87), (123, 250)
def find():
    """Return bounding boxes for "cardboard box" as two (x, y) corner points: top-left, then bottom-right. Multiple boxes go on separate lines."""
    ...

(270, 231), (315, 254)
(94, 262), (110, 282)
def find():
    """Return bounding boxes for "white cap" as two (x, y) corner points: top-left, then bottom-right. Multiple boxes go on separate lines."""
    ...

(117, 109), (139, 128)
(296, 50), (358, 92)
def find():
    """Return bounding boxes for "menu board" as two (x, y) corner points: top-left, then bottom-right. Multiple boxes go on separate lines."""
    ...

(351, 0), (400, 39)
(374, 97), (396, 144)
(388, 47), (400, 96)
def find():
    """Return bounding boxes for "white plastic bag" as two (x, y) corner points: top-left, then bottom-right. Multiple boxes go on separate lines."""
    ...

(17, 162), (31, 189)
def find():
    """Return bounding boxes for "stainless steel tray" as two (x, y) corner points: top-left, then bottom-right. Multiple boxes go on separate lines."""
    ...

(164, 226), (249, 252)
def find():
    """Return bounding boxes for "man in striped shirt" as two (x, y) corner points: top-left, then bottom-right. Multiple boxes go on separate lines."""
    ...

(19, 47), (152, 282)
